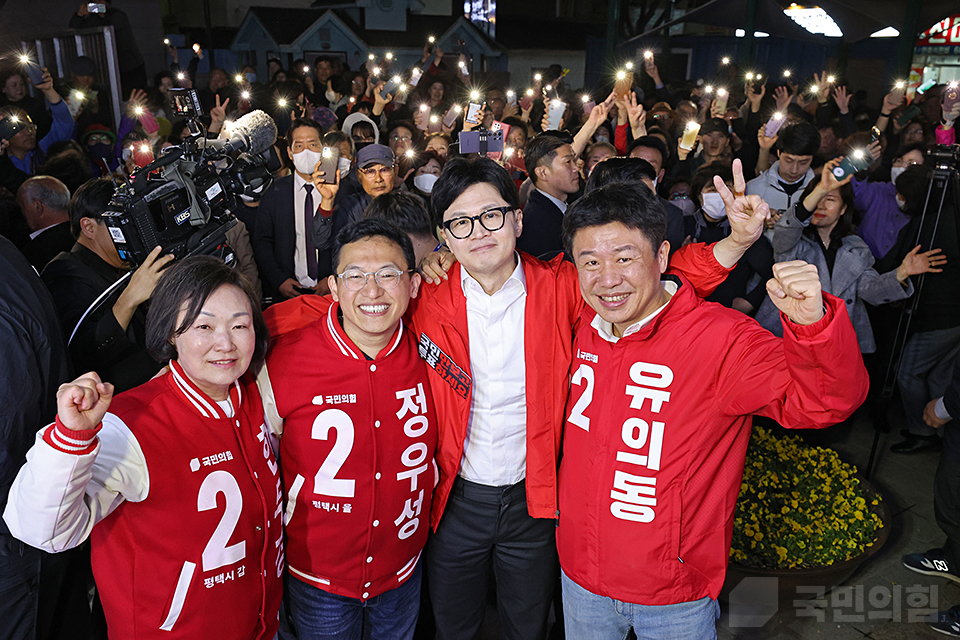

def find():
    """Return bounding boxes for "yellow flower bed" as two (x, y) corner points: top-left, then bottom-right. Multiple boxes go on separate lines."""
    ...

(730, 426), (884, 569)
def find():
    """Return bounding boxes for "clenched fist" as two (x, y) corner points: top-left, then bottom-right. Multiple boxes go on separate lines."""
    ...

(766, 260), (824, 325)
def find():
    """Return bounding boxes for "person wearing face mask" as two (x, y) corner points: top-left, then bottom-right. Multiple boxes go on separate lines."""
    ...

(684, 164), (774, 314)
(80, 123), (118, 176)
(408, 150), (445, 202)
(851, 143), (926, 260)
(253, 118), (335, 301)
(755, 159), (941, 353)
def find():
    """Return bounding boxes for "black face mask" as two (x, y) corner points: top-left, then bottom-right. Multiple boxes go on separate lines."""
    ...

(354, 140), (373, 152)
(87, 141), (113, 160)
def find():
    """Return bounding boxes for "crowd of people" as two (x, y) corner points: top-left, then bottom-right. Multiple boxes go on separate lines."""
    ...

(2, 8), (960, 639)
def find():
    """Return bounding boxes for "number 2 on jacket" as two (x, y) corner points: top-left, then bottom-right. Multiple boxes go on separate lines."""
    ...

(312, 408), (356, 498)
(569, 364), (595, 431)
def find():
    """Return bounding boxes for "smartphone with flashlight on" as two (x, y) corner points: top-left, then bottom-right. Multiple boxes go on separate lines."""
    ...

(545, 100), (567, 130)
(316, 146), (340, 184)
(464, 102), (484, 126)
(833, 150), (872, 181)
(442, 104), (462, 128)
(519, 89), (535, 112)
(945, 82), (960, 113)
(379, 76), (401, 100)
(20, 55), (45, 86)
(88, 3), (107, 13)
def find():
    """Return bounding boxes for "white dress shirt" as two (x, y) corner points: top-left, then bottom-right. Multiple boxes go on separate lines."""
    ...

(459, 256), (528, 486)
(591, 280), (677, 343)
(536, 188), (568, 214)
(293, 173), (318, 287)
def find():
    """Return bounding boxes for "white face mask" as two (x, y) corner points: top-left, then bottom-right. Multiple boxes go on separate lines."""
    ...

(701, 192), (727, 220)
(896, 194), (908, 211)
(338, 156), (352, 175)
(414, 173), (439, 195)
(292, 148), (323, 175)
(890, 166), (906, 184)
(325, 88), (338, 102)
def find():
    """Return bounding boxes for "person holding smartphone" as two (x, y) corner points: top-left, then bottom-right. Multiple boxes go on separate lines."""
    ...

(69, 0), (145, 94)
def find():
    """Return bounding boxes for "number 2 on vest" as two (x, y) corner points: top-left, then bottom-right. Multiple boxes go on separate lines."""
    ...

(569, 364), (595, 431)
(198, 470), (247, 572)
(312, 408), (356, 498)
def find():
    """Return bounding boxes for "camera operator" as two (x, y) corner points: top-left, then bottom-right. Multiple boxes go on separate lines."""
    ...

(41, 178), (173, 393)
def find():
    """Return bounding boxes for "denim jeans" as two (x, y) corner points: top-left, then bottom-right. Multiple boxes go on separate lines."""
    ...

(286, 562), (421, 640)
(561, 570), (720, 640)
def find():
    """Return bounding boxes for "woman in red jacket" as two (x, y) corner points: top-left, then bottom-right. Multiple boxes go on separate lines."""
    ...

(4, 256), (284, 640)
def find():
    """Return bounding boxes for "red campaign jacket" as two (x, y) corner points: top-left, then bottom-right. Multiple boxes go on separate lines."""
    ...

(556, 276), (869, 606)
(95, 363), (283, 639)
(262, 244), (732, 527)
(263, 302), (436, 600)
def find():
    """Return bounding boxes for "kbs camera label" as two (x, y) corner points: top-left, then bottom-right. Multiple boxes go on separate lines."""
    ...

(109, 227), (126, 243)
(175, 210), (191, 225)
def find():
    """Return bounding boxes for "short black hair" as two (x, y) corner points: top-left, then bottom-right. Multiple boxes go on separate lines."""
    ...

(585, 157), (657, 193)
(525, 133), (569, 185)
(562, 182), (667, 256)
(691, 164), (734, 205)
(39, 153), (94, 199)
(896, 164), (933, 214)
(332, 218), (417, 274)
(628, 136), (668, 169)
(777, 121), (821, 157)
(430, 156), (519, 228)
(68, 177), (115, 238)
(145, 255), (269, 369)
(323, 131), (354, 158)
(894, 142), (927, 162)
(286, 118), (324, 147)
(350, 120), (376, 142)
(364, 191), (434, 240)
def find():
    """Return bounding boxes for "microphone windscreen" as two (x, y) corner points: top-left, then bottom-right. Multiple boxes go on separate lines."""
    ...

(231, 110), (278, 155)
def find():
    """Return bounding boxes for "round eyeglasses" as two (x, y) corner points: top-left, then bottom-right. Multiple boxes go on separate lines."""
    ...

(337, 267), (412, 291)
(442, 206), (512, 240)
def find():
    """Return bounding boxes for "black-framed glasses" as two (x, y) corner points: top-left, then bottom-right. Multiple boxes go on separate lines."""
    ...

(337, 267), (412, 291)
(442, 206), (512, 239)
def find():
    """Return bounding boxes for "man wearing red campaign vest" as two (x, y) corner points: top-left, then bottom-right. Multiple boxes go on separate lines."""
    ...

(556, 180), (868, 639)
(257, 219), (436, 640)
(262, 156), (768, 640)
(4, 258), (284, 640)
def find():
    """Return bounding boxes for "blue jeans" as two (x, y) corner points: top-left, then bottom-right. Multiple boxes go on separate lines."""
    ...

(286, 562), (421, 640)
(561, 570), (719, 640)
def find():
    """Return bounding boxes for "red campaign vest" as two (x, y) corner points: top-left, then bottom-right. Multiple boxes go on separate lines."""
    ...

(268, 303), (436, 600)
(556, 277), (868, 606)
(91, 361), (284, 639)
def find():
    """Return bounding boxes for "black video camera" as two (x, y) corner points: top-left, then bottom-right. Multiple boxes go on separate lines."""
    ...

(102, 106), (278, 267)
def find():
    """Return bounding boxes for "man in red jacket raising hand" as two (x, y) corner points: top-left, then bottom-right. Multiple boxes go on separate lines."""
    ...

(556, 180), (869, 639)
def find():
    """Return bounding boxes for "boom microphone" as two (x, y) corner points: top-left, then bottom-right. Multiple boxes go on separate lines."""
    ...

(214, 110), (278, 156)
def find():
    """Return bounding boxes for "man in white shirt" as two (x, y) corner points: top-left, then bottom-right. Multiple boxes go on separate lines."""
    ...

(253, 118), (335, 299)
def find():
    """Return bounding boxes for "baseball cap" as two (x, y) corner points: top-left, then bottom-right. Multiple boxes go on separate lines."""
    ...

(700, 117), (731, 137)
(356, 144), (394, 169)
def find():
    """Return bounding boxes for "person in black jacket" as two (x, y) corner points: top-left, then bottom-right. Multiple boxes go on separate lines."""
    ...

(41, 178), (171, 394)
(0, 234), (90, 640)
(68, 0), (145, 95)
(517, 133), (581, 259)
(903, 352), (960, 637)
(16, 176), (73, 272)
